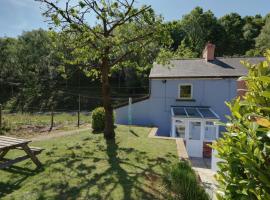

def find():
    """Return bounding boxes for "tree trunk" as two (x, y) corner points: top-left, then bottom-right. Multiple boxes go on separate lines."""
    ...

(101, 57), (115, 140)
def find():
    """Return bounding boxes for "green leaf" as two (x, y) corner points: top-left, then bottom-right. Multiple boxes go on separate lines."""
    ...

(51, 14), (60, 26)
(261, 91), (270, 98)
(79, 1), (86, 8)
(258, 76), (270, 83)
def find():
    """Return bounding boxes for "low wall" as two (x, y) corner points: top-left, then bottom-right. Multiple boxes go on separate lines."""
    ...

(115, 98), (152, 126)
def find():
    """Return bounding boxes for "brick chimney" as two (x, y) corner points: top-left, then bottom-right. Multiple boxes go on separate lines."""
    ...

(203, 42), (215, 61)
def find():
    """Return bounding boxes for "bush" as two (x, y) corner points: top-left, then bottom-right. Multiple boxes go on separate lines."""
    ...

(212, 51), (270, 199)
(163, 161), (209, 200)
(91, 107), (106, 132)
(91, 107), (115, 132)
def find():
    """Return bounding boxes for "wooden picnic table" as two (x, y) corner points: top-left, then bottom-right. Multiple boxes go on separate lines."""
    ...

(0, 136), (43, 169)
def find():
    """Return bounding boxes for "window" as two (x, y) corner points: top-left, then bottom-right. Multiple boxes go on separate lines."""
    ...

(204, 121), (217, 141)
(179, 84), (192, 99)
(175, 120), (185, 138)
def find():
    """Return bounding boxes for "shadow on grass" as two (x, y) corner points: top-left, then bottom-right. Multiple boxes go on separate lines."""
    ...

(0, 166), (43, 197)
(1, 130), (177, 199)
(129, 129), (139, 137)
(106, 139), (133, 199)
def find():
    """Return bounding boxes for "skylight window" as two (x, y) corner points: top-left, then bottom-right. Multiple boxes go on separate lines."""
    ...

(171, 107), (219, 119)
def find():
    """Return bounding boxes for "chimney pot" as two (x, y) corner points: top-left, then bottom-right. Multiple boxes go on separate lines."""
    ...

(203, 42), (215, 61)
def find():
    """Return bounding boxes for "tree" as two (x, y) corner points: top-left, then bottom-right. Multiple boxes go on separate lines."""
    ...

(37, 0), (167, 139)
(213, 51), (270, 199)
(181, 7), (223, 55)
(255, 15), (270, 54)
(218, 13), (246, 56)
(163, 7), (225, 58)
(110, 22), (164, 91)
(0, 37), (19, 103)
(13, 29), (64, 112)
(242, 15), (264, 53)
(164, 20), (185, 51)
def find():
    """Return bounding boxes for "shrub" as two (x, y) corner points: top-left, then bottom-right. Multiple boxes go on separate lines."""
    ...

(91, 107), (106, 132)
(91, 107), (115, 132)
(212, 51), (270, 199)
(163, 161), (209, 200)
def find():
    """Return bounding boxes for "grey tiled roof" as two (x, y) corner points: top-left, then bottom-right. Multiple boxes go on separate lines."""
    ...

(149, 57), (265, 78)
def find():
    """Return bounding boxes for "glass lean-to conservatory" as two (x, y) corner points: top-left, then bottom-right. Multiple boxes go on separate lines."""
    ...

(171, 106), (220, 157)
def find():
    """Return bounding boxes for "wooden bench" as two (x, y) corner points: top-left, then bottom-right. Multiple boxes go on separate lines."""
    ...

(0, 136), (44, 169)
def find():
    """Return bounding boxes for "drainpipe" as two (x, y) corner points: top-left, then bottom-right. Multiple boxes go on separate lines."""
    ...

(149, 78), (152, 97)
(162, 80), (167, 112)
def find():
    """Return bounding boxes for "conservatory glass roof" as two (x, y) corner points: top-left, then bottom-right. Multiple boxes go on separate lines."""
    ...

(171, 106), (219, 119)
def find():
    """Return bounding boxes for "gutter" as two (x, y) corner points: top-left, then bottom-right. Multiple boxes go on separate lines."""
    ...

(149, 76), (242, 79)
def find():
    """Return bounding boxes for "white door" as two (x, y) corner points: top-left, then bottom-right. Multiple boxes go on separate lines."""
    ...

(186, 121), (203, 157)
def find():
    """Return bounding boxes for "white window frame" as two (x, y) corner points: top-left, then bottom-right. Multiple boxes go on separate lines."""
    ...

(178, 84), (193, 99)
(171, 115), (219, 142)
(175, 119), (186, 139)
(204, 120), (219, 142)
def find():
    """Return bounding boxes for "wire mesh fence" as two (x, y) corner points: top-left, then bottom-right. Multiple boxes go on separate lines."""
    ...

(0, 105), (92, 135)
(0, 86), (149, 135)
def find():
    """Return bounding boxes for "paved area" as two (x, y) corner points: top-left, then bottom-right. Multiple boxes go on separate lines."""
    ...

(176, 138), (189, 160)
(147, 128), (218, 199)
(190, 157), (218, 199)
(190, 157), (211, 168)
(148, 127), (175, 140)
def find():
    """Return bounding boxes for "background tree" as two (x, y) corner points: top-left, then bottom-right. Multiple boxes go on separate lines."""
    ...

(242, 15), (264, 53)
(14, 29), (64, 112)
(180, 7), (224, 56)
(0, 37), (19, 104)
(110, 23), (163, 92)
(164, 20), (185, 51)
(254, 15), (270, 55)
(37, 0), (168, 139)
(218, 13), (245, 56)
(163, 7), (226, 58)
(1, 6), (268, 114)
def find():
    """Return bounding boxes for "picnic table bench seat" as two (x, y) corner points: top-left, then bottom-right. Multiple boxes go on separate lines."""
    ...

(0, 136), (43, 169)
(16, 146), (44, 154)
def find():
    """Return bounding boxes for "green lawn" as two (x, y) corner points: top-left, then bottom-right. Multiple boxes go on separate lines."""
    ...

(1, 125), (178, 200)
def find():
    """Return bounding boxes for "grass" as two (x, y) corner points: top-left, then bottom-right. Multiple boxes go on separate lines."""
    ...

(0, 125), (178, 199)
(1, 112), (91, 137)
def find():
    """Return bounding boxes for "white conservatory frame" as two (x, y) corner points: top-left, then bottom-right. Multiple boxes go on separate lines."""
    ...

(170, 106), (220, 142)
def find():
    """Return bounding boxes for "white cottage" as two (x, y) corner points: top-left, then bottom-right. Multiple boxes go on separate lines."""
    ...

(115, 43), (264, 158)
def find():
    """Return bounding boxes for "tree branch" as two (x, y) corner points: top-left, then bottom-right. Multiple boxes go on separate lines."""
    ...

(108, 4), (151, 34)
(109, 50), (133, 67)
(38, 0), (100, 49)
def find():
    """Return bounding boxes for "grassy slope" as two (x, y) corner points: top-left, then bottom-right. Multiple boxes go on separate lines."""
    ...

(1, 125), (178, 200)
(2, 113), (91, 137)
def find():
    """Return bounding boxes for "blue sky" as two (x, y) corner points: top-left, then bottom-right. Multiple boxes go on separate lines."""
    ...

(0, 0), (270, 37)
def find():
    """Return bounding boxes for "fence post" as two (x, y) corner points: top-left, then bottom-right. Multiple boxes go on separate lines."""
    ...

(128, 98), (132, 125)
(49, 106), (54, 132)
(78, 94), (81, 128)
(0, 104), (2, 134)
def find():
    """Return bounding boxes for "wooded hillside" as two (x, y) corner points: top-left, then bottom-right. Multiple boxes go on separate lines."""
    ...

(1, 7), (269, 112)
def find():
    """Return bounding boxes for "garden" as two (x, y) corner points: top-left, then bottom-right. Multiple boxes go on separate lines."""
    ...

(1, 125), (178, 199)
